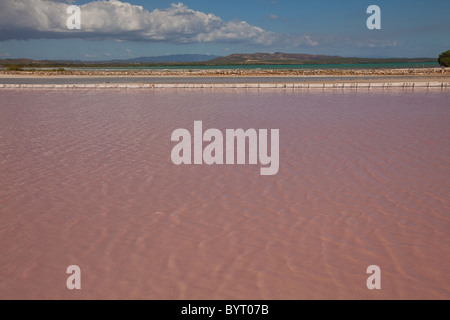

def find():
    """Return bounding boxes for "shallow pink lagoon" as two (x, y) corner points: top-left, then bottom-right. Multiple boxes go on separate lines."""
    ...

(0, 88), (449, 299)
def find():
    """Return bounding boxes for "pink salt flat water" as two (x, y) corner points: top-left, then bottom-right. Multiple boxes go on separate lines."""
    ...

(0, 88), (449, 299)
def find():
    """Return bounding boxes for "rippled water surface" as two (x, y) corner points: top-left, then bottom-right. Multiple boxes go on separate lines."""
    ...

(0, 89), (449, 299)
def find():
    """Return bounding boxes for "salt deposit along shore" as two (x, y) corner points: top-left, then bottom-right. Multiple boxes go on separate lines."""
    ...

(0, 69), (449, 90)
(1, 81), (449, 90)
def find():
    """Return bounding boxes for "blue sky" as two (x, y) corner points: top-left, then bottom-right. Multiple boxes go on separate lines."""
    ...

(0, 0), (449, 60)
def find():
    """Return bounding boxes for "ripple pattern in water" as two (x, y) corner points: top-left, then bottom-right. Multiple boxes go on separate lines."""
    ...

(0, 89), (449, 299)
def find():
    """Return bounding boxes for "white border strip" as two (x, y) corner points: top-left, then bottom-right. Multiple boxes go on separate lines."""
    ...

(0, 82), (449, 90)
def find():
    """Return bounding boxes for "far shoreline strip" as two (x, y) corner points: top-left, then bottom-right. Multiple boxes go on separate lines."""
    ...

(0, 82), (449, 90)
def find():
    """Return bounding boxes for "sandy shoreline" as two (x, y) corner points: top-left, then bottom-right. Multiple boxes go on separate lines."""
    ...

(2, 82), (449, 90)
(1, 68), (449, 89)
(1, 76), (450, 88)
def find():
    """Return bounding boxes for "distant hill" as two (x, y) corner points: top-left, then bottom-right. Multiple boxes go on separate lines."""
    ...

(0, 58), (37, 65)
(0, 54), (221, 67)
(208, 52), (436, 65)
(209, 52), (338, 64)
(0, 52), (436, 68)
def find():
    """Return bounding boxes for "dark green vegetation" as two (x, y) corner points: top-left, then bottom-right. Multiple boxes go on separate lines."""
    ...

(4, 65), (65, 72)
(7, 65), (24, 71)
(0, 53), (436, 69)
(438, 50), (450, 67)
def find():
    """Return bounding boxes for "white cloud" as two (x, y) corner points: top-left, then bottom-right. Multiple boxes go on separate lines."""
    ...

(355, 39), (399, 48)
(301, 35), (319, 47)
(0, 0), (317, 47)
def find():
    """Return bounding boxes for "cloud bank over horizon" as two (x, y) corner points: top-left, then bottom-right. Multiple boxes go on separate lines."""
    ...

(0, 0), (318, 47)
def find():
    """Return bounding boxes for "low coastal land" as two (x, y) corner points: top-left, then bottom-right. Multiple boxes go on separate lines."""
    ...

(1, 66), (449, 77)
